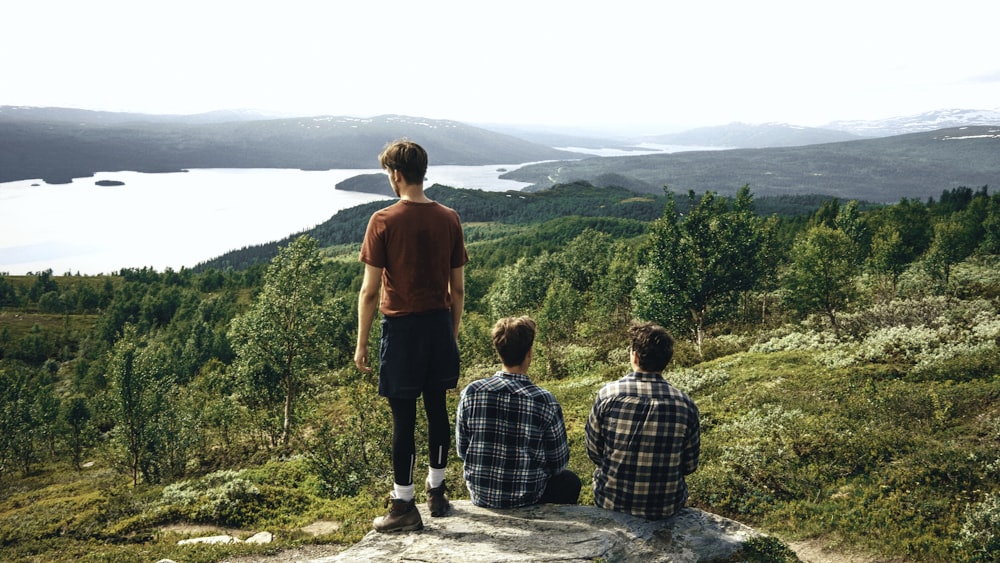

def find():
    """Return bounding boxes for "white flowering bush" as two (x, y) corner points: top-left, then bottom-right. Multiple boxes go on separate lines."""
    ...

(668, 366), (730, 394)
(855, 325), (944, 363)
(971, 310), (1000, 341)
(750, 329), (841, 353)
(957, 493), (1000, 562)
(814, 348), (858, 369)
(158, 469), (262, 527)
(831, 297), (1000, 368)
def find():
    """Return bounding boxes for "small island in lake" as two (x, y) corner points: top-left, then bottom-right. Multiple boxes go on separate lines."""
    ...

(95, 180), (125, 187)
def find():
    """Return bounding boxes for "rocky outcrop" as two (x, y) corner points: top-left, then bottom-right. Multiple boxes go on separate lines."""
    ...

(310, 501), (785, 562)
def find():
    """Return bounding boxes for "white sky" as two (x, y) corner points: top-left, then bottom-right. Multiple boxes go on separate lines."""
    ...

(4, 0), (1000, 134)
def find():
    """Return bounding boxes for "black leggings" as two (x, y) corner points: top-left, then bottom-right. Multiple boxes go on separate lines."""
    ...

(388, 389), (450, 486)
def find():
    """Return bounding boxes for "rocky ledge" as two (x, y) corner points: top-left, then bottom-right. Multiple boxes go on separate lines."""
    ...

(308, 501), (792, 562)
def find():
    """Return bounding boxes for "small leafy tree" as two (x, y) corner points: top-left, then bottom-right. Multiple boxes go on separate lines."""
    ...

(865, 197), (933, 265)
(782, 225), (857, 334)
(228, 235), (347, 447)
(835, 200), (870, 266)
(107, 324), (170, 486)
(634, 186), (769, 353)
(589, 244), (639, 335)
(61, 395), (94, 471)
(979, 192), (1000, 254)
(537, 278), (585, 377)
(485, 253), (557, 319)
(0, 362), (41, 476)
(924, 219), (979, 287)
(867, 226), (910, 298)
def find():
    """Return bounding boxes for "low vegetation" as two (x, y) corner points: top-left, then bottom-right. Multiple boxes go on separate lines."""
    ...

(2, 183), (999, 562)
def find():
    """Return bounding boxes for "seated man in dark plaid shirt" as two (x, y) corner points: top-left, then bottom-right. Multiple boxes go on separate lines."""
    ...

(585, 321), (700, 520)
(456, 316), (581, 508)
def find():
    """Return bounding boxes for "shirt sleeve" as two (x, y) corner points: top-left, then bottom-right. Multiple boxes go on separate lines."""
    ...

(545, 402), (571, 475)
(455, 387), (469, 461)
(585, 397), (604, 465)
(683, 400), (701, 475)
(359, 213), (386, 268)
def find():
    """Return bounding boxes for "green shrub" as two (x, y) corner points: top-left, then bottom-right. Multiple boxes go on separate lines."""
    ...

(729, 535), (800, 562)
(304, 383), (391, 499)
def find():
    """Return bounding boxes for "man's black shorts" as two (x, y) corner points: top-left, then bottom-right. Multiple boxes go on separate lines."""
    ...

(378, 309), (460, 399)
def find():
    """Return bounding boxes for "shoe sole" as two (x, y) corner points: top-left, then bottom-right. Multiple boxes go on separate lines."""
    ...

(375, 522), (424, 533)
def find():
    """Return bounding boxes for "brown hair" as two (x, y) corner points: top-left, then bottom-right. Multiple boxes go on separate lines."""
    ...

(492, 316), (536, 367)
(628, 321), (674, 372)
(378, 139), (428, 185)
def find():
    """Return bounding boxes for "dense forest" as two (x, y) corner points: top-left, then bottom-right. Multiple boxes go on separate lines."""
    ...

(1, 182), (999, 562)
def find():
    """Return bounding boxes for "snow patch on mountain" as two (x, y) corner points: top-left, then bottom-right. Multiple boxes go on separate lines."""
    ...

(825, 108), (1000, 137)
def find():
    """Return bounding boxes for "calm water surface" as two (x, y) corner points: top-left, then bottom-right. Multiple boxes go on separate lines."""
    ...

(0, 166), (533, 275)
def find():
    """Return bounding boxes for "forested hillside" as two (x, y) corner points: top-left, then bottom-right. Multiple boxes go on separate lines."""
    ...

(2, 184), (999, 562)
(196, 183), (870, 271)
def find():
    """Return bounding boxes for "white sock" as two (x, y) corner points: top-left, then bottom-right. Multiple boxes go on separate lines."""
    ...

(393, 483), (415, 502)
(428, 467), (446, 489)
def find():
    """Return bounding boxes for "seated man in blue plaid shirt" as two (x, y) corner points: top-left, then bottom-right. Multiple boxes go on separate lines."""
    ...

(456, 316), (581, 508)
(586, 321), (700, 520)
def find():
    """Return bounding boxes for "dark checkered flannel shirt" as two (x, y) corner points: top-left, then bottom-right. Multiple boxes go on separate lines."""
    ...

(585, 371), (700, 520)
(456, 371), (570, 508)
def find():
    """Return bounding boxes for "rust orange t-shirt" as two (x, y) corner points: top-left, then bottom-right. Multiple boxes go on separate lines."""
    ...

(359, 200), (469, 317)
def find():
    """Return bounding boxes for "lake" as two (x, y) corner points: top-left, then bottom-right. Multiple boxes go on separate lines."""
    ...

(0, 165), (534, 275)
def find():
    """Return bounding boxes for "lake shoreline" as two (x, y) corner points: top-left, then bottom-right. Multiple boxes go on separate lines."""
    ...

(0, 166), (533, 275)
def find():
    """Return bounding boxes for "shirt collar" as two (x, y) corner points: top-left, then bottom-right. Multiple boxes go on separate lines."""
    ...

(629, 370), (664, 380)
(497, 370), (530, 381)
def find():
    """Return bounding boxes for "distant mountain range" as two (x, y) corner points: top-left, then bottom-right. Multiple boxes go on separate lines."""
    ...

(0, 108), (582, 184)
(636, 108), (1000, 149)
(2, 105), (998, 204)
(641, 123), (863, 149)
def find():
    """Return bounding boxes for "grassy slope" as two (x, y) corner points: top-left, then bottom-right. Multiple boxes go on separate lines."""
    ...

(1, 314), (996, 561)
(2, 258), (999, 562)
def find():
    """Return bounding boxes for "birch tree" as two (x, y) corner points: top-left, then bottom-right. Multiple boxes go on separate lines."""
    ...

(228, 235), (347, 446)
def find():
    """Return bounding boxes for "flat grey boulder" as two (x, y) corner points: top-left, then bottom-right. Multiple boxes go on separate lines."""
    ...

(311, 501), (764, 562)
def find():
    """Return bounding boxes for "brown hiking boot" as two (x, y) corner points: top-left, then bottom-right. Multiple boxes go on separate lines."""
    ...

(426, 480), (451, 517)
(373, 494), (423, 533)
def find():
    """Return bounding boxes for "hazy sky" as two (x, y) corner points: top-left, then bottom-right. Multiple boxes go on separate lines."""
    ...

(5, 0), (999, 133)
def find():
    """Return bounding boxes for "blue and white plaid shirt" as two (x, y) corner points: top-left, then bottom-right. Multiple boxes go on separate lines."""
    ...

(586, 371), (700, 520)
(456, 371), (570, 508)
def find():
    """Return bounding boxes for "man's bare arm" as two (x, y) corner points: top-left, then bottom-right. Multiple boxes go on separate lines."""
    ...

(355, 264), (382, 372)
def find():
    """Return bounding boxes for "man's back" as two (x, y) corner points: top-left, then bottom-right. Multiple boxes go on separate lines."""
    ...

(360, 200), (465, 316)
(457, 372), (570, 508)
(586, 372), (700, 520)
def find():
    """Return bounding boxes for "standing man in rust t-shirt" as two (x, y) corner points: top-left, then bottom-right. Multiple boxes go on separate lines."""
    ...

(355, 139), (468, 533)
